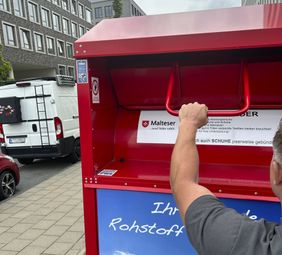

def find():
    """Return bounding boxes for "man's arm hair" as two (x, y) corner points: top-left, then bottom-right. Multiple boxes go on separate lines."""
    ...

(170, 104), (214, 222)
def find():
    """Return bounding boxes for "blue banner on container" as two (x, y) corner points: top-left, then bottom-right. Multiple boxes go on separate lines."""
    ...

(97, 189), (280, 255)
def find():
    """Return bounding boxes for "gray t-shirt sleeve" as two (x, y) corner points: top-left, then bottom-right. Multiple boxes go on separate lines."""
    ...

(185, 195), (282, 255)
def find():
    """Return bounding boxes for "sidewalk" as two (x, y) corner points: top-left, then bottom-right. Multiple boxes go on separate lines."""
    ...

(0, 162), (85, 255)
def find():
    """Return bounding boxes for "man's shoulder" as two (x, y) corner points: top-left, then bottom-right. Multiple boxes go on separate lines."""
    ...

(185, 195), (282, 255)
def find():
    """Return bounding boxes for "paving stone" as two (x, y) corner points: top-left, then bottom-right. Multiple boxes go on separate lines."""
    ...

(42, 201), (63, 209)
(3, 206), (25, 215)
(0, 251), (17, 255)
(24, 204), (42, 212)
(31, 235), (57, 248)
(70, 236), (85, 250)
(64, 199), (82, 206)
(0, 217), (22, 227)
(8, 223), (32, 233)
(68, 221), (84, 232)
(17, 245), (46, 255)
(33, 207), (54, 216)
(32, 198), (52, 205)
(65, 249), (81, 255)
(57, 231), (84, 243)
(65, 209), (83, 218)
(18, 229), (44, 240)
(33, 220), (55, 230)
(0, 203), (14, 210)
(1, 239), (31, 252)
(44, 242), (73, 255)
(44, 225), (69, 236)
(14, 200), (34, 207)
(53, 196), (73, 203)
(54, 205), (75, 213)
(20, 215), (44, 224)
(13, 210), (32, 219)
(0, 232), (20, 244)
(0, 226), (9, 234)
(43, 212), (65, 221)
(56, 216), (79, 226)
(0, 162), (84, 254)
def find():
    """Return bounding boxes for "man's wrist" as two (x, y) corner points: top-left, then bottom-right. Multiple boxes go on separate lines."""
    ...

(179, 120), (198, 142)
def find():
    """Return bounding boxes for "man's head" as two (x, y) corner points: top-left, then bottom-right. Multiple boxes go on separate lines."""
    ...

(270, 121), (282, 200)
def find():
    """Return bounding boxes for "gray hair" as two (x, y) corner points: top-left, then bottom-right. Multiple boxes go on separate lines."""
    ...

(273, 121), (282, 166)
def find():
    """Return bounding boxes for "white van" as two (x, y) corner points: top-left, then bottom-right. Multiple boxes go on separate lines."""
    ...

(0, 76), (80, 164)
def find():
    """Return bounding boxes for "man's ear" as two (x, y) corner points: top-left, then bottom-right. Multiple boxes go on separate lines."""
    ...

(272, 160), (282, 185)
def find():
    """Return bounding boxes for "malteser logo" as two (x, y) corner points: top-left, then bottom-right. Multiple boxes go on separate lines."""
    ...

(142, 120), (150, 128)
(142, 119), (176, 128)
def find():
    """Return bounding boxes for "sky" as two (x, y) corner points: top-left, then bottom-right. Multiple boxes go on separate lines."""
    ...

(134, 0), (242, 15)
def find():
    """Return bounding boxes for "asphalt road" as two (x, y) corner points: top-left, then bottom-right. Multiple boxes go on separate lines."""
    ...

(16, 158), (77, 195)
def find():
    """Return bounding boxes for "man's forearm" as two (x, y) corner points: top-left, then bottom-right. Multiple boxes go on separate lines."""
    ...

(170, 120), (199, 190)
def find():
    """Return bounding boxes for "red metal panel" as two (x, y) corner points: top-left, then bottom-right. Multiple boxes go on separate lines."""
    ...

(75, 4), (282, 58)
(77, 64), (99, 255)
(166, 63), (250, 116)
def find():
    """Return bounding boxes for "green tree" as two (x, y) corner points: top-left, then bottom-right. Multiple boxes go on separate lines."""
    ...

(113, 0), (122, 18)
(0, 44), (12, 85)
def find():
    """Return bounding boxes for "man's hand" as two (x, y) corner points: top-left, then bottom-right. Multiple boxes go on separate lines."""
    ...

(179, 102), (208, 129)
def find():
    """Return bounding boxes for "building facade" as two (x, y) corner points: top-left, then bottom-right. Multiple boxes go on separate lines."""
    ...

(0, 0), (93, 80)
(90, 0), (145, 24)
(242, 0), (282, 5)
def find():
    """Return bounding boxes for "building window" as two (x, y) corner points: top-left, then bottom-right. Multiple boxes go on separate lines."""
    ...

(2, 22), (17, 47)
(57, 40), (65, 57)
(71, 21), (78, 38)
(28, 1), (39, 23)
(104, 5), (112, 18)
(0, 0), (11, 12)
(85, 8), (92, 23)
(61, 0), (69, 11)
(53, 0), (60, 6)
(66, 43), (73, 58)
(62, 17), (70, 35)
(13, 0), (26, 18)
(52, 13), (61, 32)
(19, 27), (32, 50)
(58, 65), (66, 75)
(131, 5), (140, 16)
(41, 7), (51, 28)
(70, 0), (77, 15)
(79, 25), (85, 37)
(95, 7), (103, 19)
(68, 66), (75, 77)
(46, 36), (56, 55)
(34, 32), (45, 53)
(78, 3), (84, 19)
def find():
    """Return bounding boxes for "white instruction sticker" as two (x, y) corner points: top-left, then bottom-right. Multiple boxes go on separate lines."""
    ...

(76, 59), (88, 84)
(137, 110), (282, 147)
(98, 169), (117, 176)
(92, 77), (100, 103)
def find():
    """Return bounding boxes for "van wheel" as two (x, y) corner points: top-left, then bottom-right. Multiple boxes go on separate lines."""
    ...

(0, 171), (16, 200)
(18, 158), (34, 165)
(69, 139), (81, 163)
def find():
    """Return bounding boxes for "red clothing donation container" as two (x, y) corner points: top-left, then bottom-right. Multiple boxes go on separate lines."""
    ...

(75, 4), (282, 255)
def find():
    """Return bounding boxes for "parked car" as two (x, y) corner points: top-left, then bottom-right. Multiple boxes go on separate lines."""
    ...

(0, 154), (20, 200)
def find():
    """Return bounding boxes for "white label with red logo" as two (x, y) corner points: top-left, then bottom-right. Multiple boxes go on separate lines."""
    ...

(92, 77), (100, 104)
(138, 111), (179, 144)
(137, 110), (282, 147)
